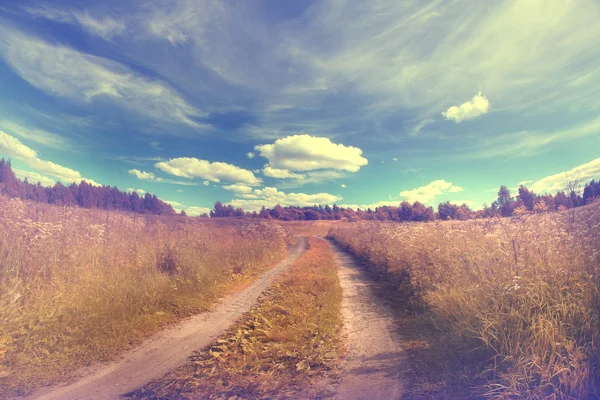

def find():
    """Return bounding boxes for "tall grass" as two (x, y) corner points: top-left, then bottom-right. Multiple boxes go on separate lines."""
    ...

(0, 196), (288, 396)
(329, 203), (600, 399)
(129, 237), (343, 399)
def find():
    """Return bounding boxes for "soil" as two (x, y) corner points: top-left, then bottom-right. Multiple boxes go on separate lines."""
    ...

(327, 239), (408, 400)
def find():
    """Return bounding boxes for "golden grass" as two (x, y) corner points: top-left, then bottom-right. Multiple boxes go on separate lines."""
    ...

(0, 196), (289, 397)
(329, 204), (600, 399)
(128, 237), (343, 399)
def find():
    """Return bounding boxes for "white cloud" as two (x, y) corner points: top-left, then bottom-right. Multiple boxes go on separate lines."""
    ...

(400, 179), (464, 204)
(255, 135), (368, 172)
(0, 130), (99, 185)
(203, 180), (210, 186)
(442, 92), (490, 123)
(409, 118), (435, 136)
(155, 157), (261, 185)
(227, 186), (341, 212)
(0, 27), (207, 128)
(164, 200), (184, 208)
(262, 166), (305, 180)
(0, 130), (38, 160)
(184, 206), (211, 216)
(341, 184), (347, 188)
(128, 169), (162, 181)
(25, 6), (126, 40)
(126, 188), (146, 195)
(13, 169), (56, 187)
(0, 120), (70, 149)
(392, 158), (398, 161)
(247, 152), (255, 159)
(529, 158), (600, 194)
(222, 183), (253, 194)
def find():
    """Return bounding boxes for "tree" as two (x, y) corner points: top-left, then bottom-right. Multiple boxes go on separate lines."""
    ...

(496, 185), (514, 217)
(517, 185), (536, 211)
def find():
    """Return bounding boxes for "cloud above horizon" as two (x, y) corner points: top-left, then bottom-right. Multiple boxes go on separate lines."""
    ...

(442, 92), (490, 123)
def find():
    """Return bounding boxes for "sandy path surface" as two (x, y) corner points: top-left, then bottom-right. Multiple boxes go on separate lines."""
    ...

(327, 239), (408, 400)
(26, 238), (306, 400)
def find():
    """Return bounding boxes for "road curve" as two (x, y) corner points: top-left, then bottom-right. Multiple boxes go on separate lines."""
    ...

(26, 238), (307, 400)
(327, 239), (408, 400)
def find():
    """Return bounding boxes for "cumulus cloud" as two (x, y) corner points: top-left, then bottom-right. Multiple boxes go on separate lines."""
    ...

(227, 186), (341, 212)
(128, 169), (162, 181)
(155, 157), (261, 185)
(222, 183), (253, 193)
(341, 184), (347, 188)
(255, 135), (368, 172)
(442, 92), (490, 123)
(184, 206), (212, 216)
(400, 179), (464, 203)
(126, 188), (146, 195)
(247, 152), (255, 159)
(0, 27), (206, 128)
(0, 130), (99, 185)
(163, 199), (211, 216)
(529, 158), (600, 194)
(13, 169), (56, 187)
(262, 166), (305, 179)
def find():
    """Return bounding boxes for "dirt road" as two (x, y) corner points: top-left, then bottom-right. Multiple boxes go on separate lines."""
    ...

(26, 238), (306, 400)
(327, 239), (408, 400)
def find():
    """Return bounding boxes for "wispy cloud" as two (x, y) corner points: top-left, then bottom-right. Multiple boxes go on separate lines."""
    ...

(25, 6), (126, 40)
(0, 119), (71, 149)
(0, 25), (208, 129)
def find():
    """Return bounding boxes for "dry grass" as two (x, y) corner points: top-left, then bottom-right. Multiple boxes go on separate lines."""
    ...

(277, 220), (337, 238)
(128, 237), (343, 400)
(0, 196), (289, 397)
(329, 204), (600, 399)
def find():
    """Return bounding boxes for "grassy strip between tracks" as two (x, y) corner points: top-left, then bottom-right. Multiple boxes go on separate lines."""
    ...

(128, 236), (343, 399)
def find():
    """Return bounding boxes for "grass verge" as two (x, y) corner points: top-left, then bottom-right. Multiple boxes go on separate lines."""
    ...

(127, 237), (343, 400)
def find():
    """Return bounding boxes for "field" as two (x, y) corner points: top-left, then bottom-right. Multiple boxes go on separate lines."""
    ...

(0, 196), (289, 396)
(329, 203), (600, 399)
(129, 237), (343, 399)
(2, 191), (600, 399)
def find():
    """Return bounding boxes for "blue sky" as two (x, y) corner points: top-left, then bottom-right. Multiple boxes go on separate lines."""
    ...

(1, 0), (600, 215)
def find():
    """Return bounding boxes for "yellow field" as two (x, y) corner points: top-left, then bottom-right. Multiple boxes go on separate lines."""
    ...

(0, 196), (288, 396)
(329, 204), (600, 399)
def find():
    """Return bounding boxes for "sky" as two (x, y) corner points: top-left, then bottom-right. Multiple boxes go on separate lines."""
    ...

(1, 0), (600, 215)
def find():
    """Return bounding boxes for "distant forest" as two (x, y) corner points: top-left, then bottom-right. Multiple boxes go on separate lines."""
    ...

(1, 157), (599, 221)
(0, 158), (177, 216)
(211, 180), (600, 221)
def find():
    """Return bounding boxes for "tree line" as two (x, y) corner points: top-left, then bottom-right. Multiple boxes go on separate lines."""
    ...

(2, 157), (598, 221)
(212, 181), (599, 222)
(0, 158), (177, 215)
